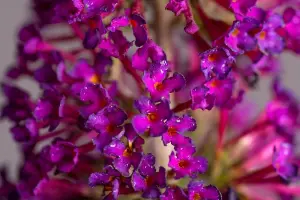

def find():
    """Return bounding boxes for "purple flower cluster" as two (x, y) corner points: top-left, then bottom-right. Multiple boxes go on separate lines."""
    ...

(1, 0), (300, 199)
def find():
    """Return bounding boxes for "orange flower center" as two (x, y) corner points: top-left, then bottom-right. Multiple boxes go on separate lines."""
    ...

(178, 160), (190, 169)
(122, 148), (132, 157)
(209, 79), (220, 88)
(147, 112), (158, 122)
(154, 82), (164, 91)
(89, 74), (101, 84)
(130, 19), (138, 28)
(231, 28), (240, 37)
(259, 31), (266, 40)
(208, 53), (219, 62)
(168, 126), (178, 136)
(193, 193), (202, 200)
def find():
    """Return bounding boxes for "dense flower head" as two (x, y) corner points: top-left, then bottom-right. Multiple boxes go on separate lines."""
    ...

(2, 0), (300, 199)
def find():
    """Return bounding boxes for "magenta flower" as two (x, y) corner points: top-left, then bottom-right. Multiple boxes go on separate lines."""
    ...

(273, 143), (298, 180)
(89, 165), (121, 199)
(191, 77), (242, 110)
(225, 18), (259, 54)
(200, 47), (235, 80)
(1, 84), (32, 122)
(10, 121), (38, 145)
(79, 83), (111, 118)
(256, 14), (285, 54)
(50, 139), (79, 173)
(132, 97), (172, 136)
(131, 154), (166, 199)
(162, 115), (196, 147)
(87, 104), (127, 151)
(187, 181), (221, 200)
(104, 138), (142, 176)
(132, 40), (167, 71)
(160, 186), (187, 200)
(143, 64), (185, 101)
(169, 145), (208, 179)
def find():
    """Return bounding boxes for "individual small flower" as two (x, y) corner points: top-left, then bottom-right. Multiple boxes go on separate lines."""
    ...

(162, 115), (196, 147)
(108, 30), (133, 56)
(166, 0), (199, 34)
(230, 0), (257, 16)
(94, 52), (113, 75)
(256, 14), (285, 54)
(187, 181), (221, 200)
(34, 64), (58, 85)
(131, 154), (166, 199)
(79, 83), (111, 118)
(83, 28), (101, 49)
(33, 89), (62, 130)
(200, 47), (235, 80)
(246, 6), (266, 24)
(225, 18), (259, 54)
(89, 165), (123, 199)
(251, 55), (280, 74)
(132, 97), (172, 137)
(89, 165), (120, 187)
(103, 138), (142, 176)
(108, 13), (148, 47)
(191, 77), (242, 110)
(160, 186), (187, 200)
(50, 139), (79, 173)
(107, 15), (130, 32)
(143, 64), (185, 101)
(132, 40), (167, 71)
(273, 143), (298, 180)
(168, 145), (208, 179)
(87, 104), (127, 151)
(83, 17), (106, 49)
(10, 122), (38, 145)
(59, 59), (101, 84)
